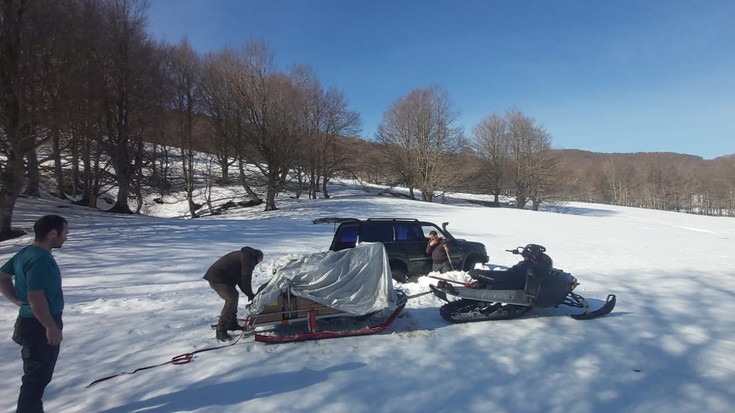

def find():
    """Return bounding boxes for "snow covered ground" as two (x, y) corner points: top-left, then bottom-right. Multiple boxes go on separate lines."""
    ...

(1, 185), (733, 413)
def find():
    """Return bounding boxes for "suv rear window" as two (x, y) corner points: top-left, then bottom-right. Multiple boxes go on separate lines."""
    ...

(395, 223), (423, 241)
(363, 222), (394, 242)
(338, 226), (358, 244)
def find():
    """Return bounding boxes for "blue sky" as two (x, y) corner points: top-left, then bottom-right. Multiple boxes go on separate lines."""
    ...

(146, 0), (735, 159)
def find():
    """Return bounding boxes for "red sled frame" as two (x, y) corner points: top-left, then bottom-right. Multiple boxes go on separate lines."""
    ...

(243, 290), (407, 344)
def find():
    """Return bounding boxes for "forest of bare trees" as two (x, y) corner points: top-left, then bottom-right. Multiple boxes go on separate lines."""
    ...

(550, 150), (735, 214)
(1, 0), (733, 241)
(0, 0), (361, 239)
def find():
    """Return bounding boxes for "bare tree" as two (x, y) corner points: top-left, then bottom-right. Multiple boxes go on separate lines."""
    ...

(505, 109), (554, 209)
(376, 103), (418, 198)
(247, 73), (302, 210)
(199, 51), (234, 184)
(28, 1), (94, 200)
(53, 0), (110, 208)
(319, 88), (360, 198)
(146, 53), (174, 192)
(163, 39), (203, 218)
(200, 48), (262, 203)
(376, 86), (463, 201)
(527, 145), (557, 210)
(230, 41), (304, 211)
(94, 0), (159, 214)
(472, 114), (510, 205)
(289, 65), (321, 199)
(290, 65), (360, 199)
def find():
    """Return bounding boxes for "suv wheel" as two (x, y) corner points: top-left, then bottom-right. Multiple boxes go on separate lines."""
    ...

(390, 264), (408, 283)
(463, 257), (480, 271)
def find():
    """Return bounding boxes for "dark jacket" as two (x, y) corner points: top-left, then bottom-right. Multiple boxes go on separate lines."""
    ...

(426, 238), (448, 263)
(203, 247), (262, 299)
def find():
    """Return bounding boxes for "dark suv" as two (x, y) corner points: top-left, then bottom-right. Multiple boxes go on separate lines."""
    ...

(314, 218), (489, 282)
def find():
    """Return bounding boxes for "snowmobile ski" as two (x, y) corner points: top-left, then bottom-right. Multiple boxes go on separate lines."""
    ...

(569, 294), (616, 320)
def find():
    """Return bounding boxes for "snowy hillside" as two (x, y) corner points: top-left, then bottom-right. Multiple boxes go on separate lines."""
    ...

(0, 186), (733, 413)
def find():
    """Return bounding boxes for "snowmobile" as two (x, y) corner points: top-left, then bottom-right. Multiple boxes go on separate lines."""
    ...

(429, 244), (616, 323)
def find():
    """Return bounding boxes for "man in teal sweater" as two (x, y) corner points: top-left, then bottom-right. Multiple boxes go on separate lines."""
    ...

(0, 215), (68, 413)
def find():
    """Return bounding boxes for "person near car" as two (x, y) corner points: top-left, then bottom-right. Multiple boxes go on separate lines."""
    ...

(204, 246), (263, 342)
(426, 231), (450, 273)
(0, 214), (69, 413)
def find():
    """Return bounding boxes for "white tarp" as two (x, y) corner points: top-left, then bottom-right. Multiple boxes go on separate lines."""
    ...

(248, 243), (398, 316)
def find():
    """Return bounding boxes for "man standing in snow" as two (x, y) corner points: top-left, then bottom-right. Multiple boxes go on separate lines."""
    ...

(0, 215), (68, 413)
(426, 231), (450, 273)
(204, 246), (263, 342)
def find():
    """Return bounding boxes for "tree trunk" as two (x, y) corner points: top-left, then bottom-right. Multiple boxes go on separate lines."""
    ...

(52, 131), (67, 199)
(0, 192), (25, 241)
(0, 156), (26, 240)
(421, 189), (433, 202)
(237, 157), (263, 204)
(109, 173), (133, 213)
(218, 148), (230, 184)
(321, 176), (330, 199)
(265, 182), (278, 211)
(133, 181), (144, 214)
(71, 134), (80, 198)
(294, 168), (304, 199)
(23, 150), (41, 197)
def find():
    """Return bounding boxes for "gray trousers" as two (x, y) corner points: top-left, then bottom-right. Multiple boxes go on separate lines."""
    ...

(432, 261), (450, 273)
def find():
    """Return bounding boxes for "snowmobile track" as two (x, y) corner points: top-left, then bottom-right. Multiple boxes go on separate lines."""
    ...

(440, 299), (531, 323)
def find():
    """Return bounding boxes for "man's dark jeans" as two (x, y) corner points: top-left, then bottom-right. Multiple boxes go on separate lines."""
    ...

(13, 314), (63, 413)
(208, 281), (239, 329)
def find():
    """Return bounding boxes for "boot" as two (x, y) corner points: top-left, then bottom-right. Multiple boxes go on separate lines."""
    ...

(216, 329), (232, 342)
(223, 320), (244, 331)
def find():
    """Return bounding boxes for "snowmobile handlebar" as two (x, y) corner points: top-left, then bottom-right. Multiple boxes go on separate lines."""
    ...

(505, 244), (547, 257)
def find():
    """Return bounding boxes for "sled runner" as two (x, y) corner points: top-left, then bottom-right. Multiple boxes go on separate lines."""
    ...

(244, 243), (406, 343)
(430, 244), (616, 323)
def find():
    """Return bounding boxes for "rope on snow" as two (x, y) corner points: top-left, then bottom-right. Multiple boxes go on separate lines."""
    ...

(85, 329), (251, 388)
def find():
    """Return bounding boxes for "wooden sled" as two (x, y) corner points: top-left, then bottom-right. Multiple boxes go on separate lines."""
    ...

(244, 290), (406, 344)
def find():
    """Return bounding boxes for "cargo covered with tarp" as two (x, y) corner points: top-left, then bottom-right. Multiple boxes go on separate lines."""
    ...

(248, 242), (398, 318)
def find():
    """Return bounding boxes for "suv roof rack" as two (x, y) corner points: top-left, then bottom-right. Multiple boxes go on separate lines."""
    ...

(365, 218), (420, 222)
(312, 217), (360, 224)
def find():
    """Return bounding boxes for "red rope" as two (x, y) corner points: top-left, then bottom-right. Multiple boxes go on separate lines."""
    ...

(86, 330), (249, 388)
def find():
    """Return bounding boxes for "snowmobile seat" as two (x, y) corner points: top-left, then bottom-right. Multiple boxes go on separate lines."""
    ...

(468, 268), (526, 290)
